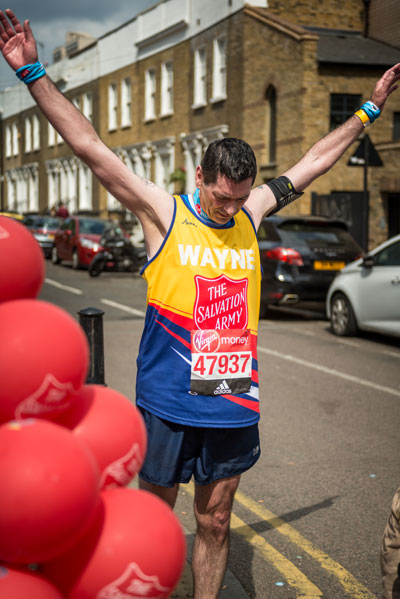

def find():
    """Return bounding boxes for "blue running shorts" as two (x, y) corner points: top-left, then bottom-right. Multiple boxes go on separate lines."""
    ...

(138, 407), (261, 487)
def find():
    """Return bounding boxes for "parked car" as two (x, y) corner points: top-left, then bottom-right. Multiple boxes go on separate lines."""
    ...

(52, 216), (118, 269)
(257, 215), (363, 314)
(326, 233), (400, 338)
(22, 214), (61, 258)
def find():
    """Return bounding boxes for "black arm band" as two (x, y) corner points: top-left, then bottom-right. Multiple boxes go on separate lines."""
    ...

(266, 176), (303, 215)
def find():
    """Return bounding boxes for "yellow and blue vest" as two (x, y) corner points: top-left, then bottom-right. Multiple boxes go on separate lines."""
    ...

(136, 193), (261, 427)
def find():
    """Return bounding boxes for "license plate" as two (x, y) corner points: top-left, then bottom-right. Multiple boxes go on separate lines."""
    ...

(314, 260), (345, 271)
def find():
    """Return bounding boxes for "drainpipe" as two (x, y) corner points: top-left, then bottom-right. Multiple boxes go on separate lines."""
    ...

(363, 0), (370, 37)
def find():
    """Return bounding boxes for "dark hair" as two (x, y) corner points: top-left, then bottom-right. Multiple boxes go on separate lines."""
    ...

(200, 138), (257, 185)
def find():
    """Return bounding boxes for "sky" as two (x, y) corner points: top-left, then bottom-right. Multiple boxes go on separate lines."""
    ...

(0, 0), (158, 90)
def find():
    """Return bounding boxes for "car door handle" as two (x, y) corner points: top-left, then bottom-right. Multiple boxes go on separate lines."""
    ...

(391, 276), (400, 285)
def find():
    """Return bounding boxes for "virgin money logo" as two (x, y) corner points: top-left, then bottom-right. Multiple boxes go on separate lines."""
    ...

(194, 274), (248, 330)
(192, 330), (220, 353)
(97, 562), (170, 599)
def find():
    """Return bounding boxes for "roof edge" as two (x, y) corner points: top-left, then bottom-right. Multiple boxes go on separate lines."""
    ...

(243, 5), (319, 42)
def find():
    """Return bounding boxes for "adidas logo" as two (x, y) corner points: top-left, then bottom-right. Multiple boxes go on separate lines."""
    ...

(213, 380), (231, 395)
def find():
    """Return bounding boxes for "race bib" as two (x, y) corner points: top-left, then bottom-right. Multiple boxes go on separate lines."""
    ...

(190, 329), (252, 396)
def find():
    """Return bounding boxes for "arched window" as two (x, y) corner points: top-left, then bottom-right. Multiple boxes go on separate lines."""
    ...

(265, 85), (276, 164)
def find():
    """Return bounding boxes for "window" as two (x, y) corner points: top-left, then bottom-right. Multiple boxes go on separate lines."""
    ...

(145, 69), (156, 121)
(374, 240), (400, 266)
(82, 93), (92, 122)
(72, 96), (80, 110)
(193, 47), (206, 107)
(108, 83), (118, 130)
(330, 94), (361, 129)
(48, 121), (55, 147)
(212, 38), (226, 102)
(121, 78), (132, 127)
(393, 112), (400, 141)
(25, 118), (32, 153)
(32, 115), (40, 150)
(12, 123), (19, 156)
(5, 125), (12, 158)
(161, 62), (173, 116)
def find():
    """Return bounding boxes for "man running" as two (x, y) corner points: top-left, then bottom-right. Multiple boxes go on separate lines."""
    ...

(1, 9), (399, 599)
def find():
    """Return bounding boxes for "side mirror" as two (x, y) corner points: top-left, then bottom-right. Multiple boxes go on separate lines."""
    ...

(361, 255), (375, 268)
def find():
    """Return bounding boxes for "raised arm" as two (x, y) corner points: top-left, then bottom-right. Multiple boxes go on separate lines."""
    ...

(246, 63), (400, 229)
(0, 9), (173, 258)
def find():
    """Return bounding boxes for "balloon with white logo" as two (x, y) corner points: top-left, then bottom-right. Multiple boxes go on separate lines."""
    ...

(0, 216), (45, 303)
(0, 299), (89, 424)
(44, 487), (186, 599)
(55, 385), (147, 489)
(0, 419), (100, 564)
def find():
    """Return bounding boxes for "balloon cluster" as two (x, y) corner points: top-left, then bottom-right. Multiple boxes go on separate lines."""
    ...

(0, 216), (186, 598)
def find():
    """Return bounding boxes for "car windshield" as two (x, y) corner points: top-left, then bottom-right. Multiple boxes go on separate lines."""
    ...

(79, 220), (107, 235)
(24, 217), (60, 228)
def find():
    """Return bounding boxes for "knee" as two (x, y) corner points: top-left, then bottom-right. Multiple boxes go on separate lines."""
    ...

(195, 509), (231, 544)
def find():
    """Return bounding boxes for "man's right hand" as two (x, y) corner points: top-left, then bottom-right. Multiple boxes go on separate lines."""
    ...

(0, 9), (38, 71)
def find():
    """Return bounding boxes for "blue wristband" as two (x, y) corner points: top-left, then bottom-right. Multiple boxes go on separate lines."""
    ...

(16, 61), (46, 85)
(360, 100), (381, 123)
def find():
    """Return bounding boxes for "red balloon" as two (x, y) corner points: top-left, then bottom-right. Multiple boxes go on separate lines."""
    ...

(0, 299), (89, 423)
(0, 419), (100, 564)
(0, 564), (63, 599)
(0, 215), (45, 303)
(56, 385), (147, 490)
(44, 488), (186, 599)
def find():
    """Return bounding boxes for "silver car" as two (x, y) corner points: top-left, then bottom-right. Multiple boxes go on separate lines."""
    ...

(326, 234), (400, 338)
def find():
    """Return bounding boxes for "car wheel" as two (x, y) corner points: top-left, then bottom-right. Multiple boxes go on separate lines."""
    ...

(72, 249), (80, 270)
(330, 292), (357, 336)
(51, 246), (60, 264)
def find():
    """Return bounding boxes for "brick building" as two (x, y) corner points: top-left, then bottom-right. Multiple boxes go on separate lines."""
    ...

(1, 0), (399, 248)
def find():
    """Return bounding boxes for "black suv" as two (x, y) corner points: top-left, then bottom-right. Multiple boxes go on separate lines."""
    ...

(257, 215), (363, 313)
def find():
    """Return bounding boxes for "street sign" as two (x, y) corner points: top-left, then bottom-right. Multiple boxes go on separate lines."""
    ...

(348, 134), (383, 167)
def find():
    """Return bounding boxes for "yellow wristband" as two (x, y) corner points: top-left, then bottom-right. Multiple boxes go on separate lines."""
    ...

(354, 109), (370, 127)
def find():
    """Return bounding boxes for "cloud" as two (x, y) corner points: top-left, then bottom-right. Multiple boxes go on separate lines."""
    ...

(0, 0), (156, 89)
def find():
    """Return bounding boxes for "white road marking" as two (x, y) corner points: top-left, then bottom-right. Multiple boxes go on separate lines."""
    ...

(258, 345), (400, 398)
(100, 298), (146, 318)
(45, 278), (83, 295)
(333, 338), (360, 348)
(384, 350), (400, 359)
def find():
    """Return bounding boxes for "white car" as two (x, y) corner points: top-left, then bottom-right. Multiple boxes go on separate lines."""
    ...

(326, 233), (400, 338)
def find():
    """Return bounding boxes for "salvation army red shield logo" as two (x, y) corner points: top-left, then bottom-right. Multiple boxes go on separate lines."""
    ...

(193, 274), (248, 330)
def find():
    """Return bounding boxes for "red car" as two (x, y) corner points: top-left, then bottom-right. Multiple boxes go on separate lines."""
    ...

(51, 216), (113, 269)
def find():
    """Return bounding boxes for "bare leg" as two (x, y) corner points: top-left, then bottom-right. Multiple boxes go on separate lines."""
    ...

(138, 477), (180, 509)
(192, 475), (240, 599)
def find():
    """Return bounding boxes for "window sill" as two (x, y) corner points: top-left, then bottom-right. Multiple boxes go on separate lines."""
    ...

(210, 95), (227, 104)
(108, 127), (117, 133)
(191, 101), (207, 110)
(160, 111), (174, 119)
(121, 123), (132, 129)
(143, 116), (156, 124)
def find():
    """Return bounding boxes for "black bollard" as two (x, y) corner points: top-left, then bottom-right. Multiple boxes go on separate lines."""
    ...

(78, 307), (106, 385)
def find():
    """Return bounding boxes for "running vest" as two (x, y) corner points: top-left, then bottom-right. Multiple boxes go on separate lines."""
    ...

(136, 194), (261, 428)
